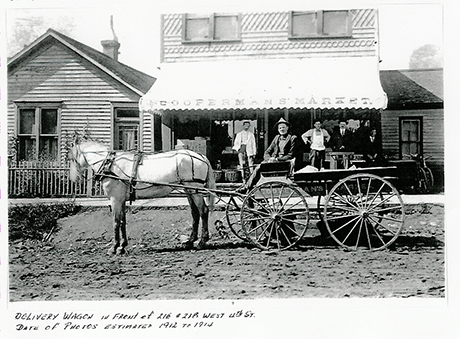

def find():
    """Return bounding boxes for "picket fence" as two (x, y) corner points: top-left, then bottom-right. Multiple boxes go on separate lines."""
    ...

(8, 161), (105, 198)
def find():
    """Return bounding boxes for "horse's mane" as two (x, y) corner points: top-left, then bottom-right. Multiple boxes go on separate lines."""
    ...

(77, 139), (110, 151)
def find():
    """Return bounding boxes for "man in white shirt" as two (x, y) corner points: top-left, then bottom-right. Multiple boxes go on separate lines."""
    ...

(301, 119), (331, 170)
(232, 120), (256, 173)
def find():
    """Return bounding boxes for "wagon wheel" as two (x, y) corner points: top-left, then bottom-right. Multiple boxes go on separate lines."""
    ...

(241, 181), (309, 250)
(323, 173), (405, 251)
(225, 194), (247, 240)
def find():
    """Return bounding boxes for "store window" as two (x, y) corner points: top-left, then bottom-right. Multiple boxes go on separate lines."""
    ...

(182, 13), (241, 42)
(400, 117), (422, 157)
(17, 105), (59, 161)
(289, 10), (352, 38)
(114, 107), (140, 150)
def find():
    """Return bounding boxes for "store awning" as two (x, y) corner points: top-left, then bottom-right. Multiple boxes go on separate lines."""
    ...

(140, 57), (387, 114)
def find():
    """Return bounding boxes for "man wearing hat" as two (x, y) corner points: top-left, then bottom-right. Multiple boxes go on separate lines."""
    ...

(232, 120), (256, 173)
(237, 117), (298, 192)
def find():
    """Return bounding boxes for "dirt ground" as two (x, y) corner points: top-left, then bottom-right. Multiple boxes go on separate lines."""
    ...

(9, 204), (445, 300)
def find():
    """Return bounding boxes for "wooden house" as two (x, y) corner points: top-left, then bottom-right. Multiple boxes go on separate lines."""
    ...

(140, 9), (387, 169)
(380, 68), (444, 189)
(7, 28), (156, 165)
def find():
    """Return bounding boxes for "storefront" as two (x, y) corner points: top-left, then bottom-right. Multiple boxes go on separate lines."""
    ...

(140, 56), (387, 170)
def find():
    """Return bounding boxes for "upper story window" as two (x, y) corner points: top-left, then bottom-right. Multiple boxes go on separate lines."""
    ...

(16, 103), (60, 161)
(182, 13), (241, 43)
(289, 10), (352, 39)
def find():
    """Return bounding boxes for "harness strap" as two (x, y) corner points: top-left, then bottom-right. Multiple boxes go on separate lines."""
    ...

(94, 151), (116, 181)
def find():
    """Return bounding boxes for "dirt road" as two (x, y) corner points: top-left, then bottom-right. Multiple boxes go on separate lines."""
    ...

(9, 204), (444, 300)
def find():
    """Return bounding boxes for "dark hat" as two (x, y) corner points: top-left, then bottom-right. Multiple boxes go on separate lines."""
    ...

(274, 117), (291, 128)
(242, 120), (251, 125)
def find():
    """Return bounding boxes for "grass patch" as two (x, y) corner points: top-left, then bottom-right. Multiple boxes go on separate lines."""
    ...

(9, 201), (81, 242)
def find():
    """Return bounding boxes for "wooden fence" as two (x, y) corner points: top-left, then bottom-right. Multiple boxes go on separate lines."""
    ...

(8, 161), (105, 198)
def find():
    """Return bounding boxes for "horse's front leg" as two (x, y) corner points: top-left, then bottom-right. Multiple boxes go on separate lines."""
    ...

(117, 203), (128, 255)
(109, 198), (126, 255)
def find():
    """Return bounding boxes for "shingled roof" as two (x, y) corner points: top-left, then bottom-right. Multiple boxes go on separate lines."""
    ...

(8, 28), (156, 95)
(380, 69), (443, 110)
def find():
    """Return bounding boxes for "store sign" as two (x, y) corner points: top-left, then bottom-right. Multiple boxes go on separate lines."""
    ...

(143, 95), (374, 109)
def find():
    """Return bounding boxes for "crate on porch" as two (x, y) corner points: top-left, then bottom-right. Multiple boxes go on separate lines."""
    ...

(224, 169), (241, 183)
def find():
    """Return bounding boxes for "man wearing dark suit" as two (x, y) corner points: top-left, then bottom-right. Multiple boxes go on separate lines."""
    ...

(331, 120), (352, 152)
(236, 118), (298, 192)
(362, 128), (386, 166)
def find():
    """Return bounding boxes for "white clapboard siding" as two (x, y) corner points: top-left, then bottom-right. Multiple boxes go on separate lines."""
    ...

(162, 9), (378, 63)
(8, 42), (149, 167)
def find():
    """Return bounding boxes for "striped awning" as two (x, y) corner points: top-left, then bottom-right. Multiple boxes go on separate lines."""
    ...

(140, 56), (387, 113)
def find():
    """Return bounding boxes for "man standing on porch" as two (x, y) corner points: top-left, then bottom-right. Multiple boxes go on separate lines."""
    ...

(302, 119), (331, 170)
(232, 120), (256, 173)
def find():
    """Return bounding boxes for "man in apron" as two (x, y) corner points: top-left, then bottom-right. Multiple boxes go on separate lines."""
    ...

(232, 120), (256, 174)
(301, 119), (331, 170)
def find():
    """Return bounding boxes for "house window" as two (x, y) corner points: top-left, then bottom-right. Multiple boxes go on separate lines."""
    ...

(114, 107), (140, 150)
(17, 105), (59, 161)
(182, 13), (241, 43)
(289, 10), (352, 38)
(400, 117), (423, 157)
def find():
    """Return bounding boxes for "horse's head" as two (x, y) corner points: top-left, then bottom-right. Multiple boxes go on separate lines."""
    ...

(69, 140), (86, 182)
(69, 139), (109, 182)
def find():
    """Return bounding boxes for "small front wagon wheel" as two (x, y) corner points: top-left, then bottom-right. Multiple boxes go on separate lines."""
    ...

(241, 181), (309, 250)
(225, 194), (247, 240)
(324, 174), (405, 251)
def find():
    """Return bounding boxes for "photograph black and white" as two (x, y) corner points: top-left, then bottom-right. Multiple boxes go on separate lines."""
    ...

(0, 0), (456, 338)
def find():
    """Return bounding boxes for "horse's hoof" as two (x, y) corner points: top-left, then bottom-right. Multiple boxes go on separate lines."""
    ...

(196, 241), (207, 250)
(182, 241), (194, 250)
(116, 247), (126, 255)
(108, 247), (117, 255)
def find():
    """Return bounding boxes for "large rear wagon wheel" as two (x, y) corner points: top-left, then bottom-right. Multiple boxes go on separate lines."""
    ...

(323, 174), (405, 251)
(241, 181), (309, 250)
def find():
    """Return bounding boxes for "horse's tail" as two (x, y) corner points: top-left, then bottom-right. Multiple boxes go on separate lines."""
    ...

(205, 159), (216, 212)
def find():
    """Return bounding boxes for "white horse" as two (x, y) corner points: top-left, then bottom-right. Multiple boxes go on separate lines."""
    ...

(69, 140), (215, 254)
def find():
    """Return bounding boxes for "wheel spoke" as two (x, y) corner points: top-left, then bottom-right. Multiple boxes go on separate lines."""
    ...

(367, 193), (398, 213)
(354, 218), (365, 250)
(364, 177), (373, 209)
(278, 226), (296, 247)
(279, 210), (309, 218)
(258, 188), (274, 213)
(355, 177), (365, 209)
(369, 204), (402, 214)
(278, 216), (305, 234)
(326, 213), (361, 222)
(326, 203), (361, 214)
(242, 215), (272, 222)
(367, 215), (400, 236)
(277, 184), (286, 207)
(245, 218), (272, 237)
(279, 198), (305, 215)
(365, 219), (387, 247)
(246, 195), (269, 211)
(370, 214), (403, 223)
(339, 217), (361, 244)
(278, 190), (296, 212)
(328, 214), (362, 235)
(242, 207), (271, 217)
(329, 191), (361, 211)
(367, 182), (386, 207)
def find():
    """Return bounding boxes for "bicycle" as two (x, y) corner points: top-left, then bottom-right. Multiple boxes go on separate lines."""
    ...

(402, 153), (434, 193)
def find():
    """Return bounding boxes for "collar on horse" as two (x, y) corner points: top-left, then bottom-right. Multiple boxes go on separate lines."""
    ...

(94, 150), (144, 204)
